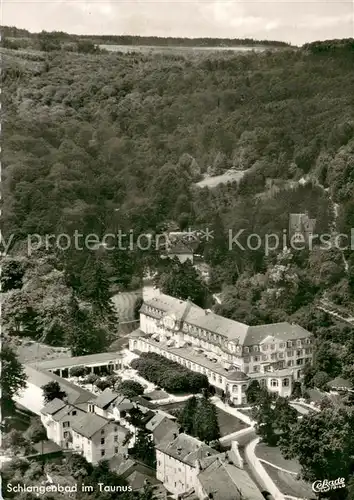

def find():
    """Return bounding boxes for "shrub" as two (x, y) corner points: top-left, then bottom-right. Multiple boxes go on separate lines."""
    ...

(84, 374), (99, 385)
(117, 380), (144, 398)
(70, 366), (89, 377)
(95, 379), (111, 391)
(131, 353), (209, 394)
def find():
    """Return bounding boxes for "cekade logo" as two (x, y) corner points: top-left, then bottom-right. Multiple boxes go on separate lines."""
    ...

(312, 477), (346, 493)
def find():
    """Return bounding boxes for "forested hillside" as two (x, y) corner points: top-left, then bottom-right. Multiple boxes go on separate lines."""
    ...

(2, 38), (354, 381)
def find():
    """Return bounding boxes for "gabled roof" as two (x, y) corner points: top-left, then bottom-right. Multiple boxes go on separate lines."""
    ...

(141, 294), (203, 323)
(25, 365), (95, 405)
(166, 240), (194, 255)
(191, 312), (248, 343)
(156, 433), (217, 467)
(146, 413), (167, 432)
(198, 456), (264, 500)
(329, 377), (352, 390)
(41, 398), (66, 415)
(94, 389), (120, 409)
(71, 413), (111, 438)
(151, 418), (179, 446)
(244, 322), (311, 346)
(141, 294), (311, 346)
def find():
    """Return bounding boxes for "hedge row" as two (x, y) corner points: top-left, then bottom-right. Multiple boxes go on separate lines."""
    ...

(131, 352), (209, 394)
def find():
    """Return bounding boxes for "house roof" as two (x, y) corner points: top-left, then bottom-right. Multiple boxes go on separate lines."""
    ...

(198, 456), (264, 500)
(156, 433), (218, 467)
(226, 371), (249, 381)
(141, 294), (311, 346)
(329, 377), (352, 390)
(25, 365), (95, 405)
(30, 351), (123, 370)
(166, 240), (194, 255)
(151, 419), (180, 446)
(41, 398), (66, 415)
(146, 413), (167, 432)
(94, 389), (120, 409)
(141, 294), (203, 323)
(32, 440), (62, 455)
(244, 322), (311, 346)
(71, 413), (111, 438)
(130, 396), (157, 410)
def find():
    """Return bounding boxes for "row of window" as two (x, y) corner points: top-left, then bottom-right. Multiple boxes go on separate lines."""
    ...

(243, 338), (312, 354)
(244, 348), (312, 363)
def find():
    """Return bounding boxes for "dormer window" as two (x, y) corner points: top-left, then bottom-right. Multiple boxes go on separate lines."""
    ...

(253, 346), (259, 352)
(244, 347), (249, 354)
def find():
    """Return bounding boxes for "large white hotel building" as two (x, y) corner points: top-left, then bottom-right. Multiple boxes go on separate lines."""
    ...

(129, 293), (313, 404)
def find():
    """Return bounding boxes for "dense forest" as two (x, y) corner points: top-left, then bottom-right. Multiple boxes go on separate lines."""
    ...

(1, 33), (354, 385)
(1, 25), (290, 48)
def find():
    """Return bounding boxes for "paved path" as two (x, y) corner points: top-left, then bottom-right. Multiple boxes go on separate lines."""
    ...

(245, 438), (286, 500)
(258, 458), (298, 476)
(210, 397), (254, 426)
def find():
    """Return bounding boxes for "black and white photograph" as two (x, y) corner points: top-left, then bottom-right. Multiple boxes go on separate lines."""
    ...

(1, 1), (354, 499)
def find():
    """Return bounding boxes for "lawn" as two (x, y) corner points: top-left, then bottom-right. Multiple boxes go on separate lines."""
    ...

(256, 442), (301, 474)
(13, 338), (71, 364)
(261, 462), (314, 499)
(159, 401), (247, 437)
(111, 291), (141, 322)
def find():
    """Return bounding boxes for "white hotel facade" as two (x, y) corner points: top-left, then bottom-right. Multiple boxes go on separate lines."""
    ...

(129, 293), (314, 404)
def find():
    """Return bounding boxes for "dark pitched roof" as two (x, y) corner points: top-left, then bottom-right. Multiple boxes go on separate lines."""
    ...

(142, 294), (312, 346)
(94, 389), (120, 409)
(198, 456), (264, 500)
(25, 365), (95, 405)
(71, 413), (110, 438)
(156, 433), (217, 467)
(31, 440), (62, 455)
(150, 418), (179, 446)
(130, 396), (157, 410)
(41, 398), (66, 415)
(226, 371), (249, 381)
(167, 240), (194, 255)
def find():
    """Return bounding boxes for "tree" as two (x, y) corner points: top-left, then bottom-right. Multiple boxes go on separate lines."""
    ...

(194, 396), (220, 444)
(41, 381), (67, 403)
(95, 379), (111, 392)
(69, 365), (90, 377)
(291, 381), (302, 399)
(0, 343), (27, 419)
(132, 429), (156, 468)
(312, 371), (331, 391)
(177, 396), (198, 434)
(251, 390), (277, 446)
(157, 258), (208, 307)
(65, 297), (109, 356)
(282, 407), (354, 488)
(117, 380), (144, 398)
(26, 419), (48, 443)
(2, 430), (30, 453)
(80, 254), (114, 316)
(274, 397), (298, 449)
(1, 258), (25, 292)
(245, 380), (262, 404)
(134, 296), (143, 320)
